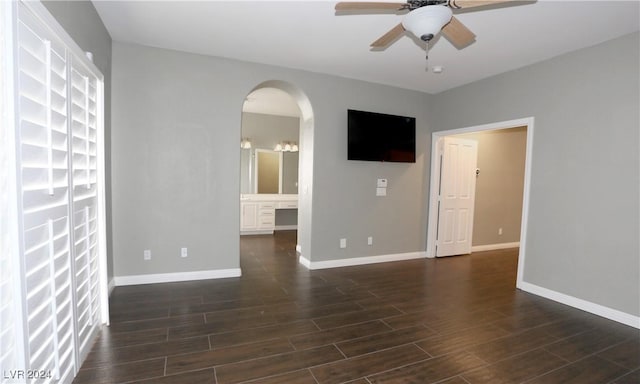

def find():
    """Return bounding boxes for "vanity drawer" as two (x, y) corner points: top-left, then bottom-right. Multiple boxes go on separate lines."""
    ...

(259, 202), (276, 210)
(260, 209), (275, 217)
(258, 217), (275, 228)
(277, 201), (298, 209)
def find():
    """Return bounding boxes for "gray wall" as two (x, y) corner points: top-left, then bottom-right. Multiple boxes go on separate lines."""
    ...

(430, 32), (640, 317)
(458, 127), (527, 246)
(111, 42), (431, 277)
(42, 0), (114, 280)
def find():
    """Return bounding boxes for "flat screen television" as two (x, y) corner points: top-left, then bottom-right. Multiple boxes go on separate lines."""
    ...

(347, 109), (416, 163)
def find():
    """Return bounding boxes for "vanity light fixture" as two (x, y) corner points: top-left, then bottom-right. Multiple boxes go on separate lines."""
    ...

(240, 138), (252, 149)
(274, 141), (299, 152)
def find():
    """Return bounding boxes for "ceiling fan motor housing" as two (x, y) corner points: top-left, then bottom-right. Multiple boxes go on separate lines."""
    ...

(402, 5), (453, 41)
(406, 0), (450, 10)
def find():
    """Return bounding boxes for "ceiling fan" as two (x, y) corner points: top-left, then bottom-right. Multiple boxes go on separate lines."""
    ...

(335, 0), (517, 50)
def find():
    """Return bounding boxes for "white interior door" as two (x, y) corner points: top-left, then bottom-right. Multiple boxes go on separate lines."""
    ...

(436, 137), (478, 257)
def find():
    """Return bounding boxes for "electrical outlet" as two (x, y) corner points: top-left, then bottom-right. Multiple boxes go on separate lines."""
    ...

(143, 250), (151, 261)
(181, 247), (188, 258)
(367, 236), (373, 246)
(498, 227), (503, 236)
(340, 238), (347, 249)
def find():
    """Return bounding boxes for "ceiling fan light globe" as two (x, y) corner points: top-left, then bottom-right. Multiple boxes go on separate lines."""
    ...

(402, 5), (453, 41)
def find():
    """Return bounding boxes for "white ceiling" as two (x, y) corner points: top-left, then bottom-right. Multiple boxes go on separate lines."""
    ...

(93, 0), (639, 95)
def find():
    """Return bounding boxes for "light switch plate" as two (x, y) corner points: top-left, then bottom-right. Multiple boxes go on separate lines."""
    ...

(377, 178), (388, 188)
(376, 187), (387, 196)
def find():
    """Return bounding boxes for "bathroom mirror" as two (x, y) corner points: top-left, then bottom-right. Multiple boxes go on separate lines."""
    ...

(241, 149), (299, 194)
(256, 149), (280, 194)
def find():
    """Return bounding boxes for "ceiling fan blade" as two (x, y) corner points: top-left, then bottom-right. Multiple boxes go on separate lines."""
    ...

(441, 16), (476, 49)
(448, 0), (515, 9)
(335, 2), (406, 11)
(371, 23), (405, 48)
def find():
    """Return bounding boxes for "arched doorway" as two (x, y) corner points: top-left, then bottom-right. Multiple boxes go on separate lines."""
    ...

(239, 80), (314, 265)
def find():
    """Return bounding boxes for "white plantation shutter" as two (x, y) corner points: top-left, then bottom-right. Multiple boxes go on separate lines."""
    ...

(4, 2), (107, 383)
(69, 63), (100, 361)
(16, 9), (76, 384)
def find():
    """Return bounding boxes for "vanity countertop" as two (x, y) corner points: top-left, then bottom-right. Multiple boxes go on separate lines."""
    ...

(240, 194), (298, 202)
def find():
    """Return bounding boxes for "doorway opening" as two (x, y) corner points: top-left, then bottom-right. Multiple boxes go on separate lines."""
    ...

(426, 117), (534, 286)
(239, 80), (314, 264)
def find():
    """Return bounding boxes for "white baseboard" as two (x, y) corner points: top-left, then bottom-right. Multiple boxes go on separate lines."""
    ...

(518, 281), (640, 329)
(299, 251), (427, 270)
(299, 254), (311, 268)
(275, 225), (297, 231)
(114, 268), (242, 286)
(241, 230), (273, 236)
(472, 242), (520, 252)
(295, 244), (302, 253)
(108, 278), (115, 296)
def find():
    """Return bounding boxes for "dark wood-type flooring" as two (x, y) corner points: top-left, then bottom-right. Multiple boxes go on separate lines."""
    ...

(73, 231), (639, 384)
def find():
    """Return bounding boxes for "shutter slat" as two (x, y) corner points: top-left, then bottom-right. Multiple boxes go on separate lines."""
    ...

(18, 68), (46, 103)
(18, 46), (46, 83)
(19, 93), (47, 125)
(20, 119), (67, 149)
(20, 134), (67, 161)
(22, 190), (69, 216)
(18, 19), (47, 57)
